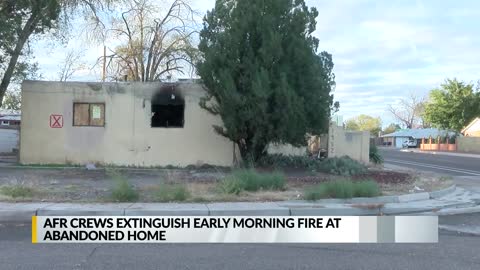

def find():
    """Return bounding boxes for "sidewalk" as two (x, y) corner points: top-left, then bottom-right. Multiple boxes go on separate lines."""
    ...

(1, 186), (479, 222)
(400, 148), (480, 159)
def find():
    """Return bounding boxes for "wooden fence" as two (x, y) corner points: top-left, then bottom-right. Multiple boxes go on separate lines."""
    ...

(420, 137), (457, 151)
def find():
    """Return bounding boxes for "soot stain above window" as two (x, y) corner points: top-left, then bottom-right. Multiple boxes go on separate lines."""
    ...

(151, 85), (185, 128)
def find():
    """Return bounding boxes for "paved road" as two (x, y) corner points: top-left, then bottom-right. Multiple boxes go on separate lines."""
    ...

(1, 215), (480, 270)
(381, 148), (480, 177)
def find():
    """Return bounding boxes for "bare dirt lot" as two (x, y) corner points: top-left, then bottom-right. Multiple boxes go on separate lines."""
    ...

(0, 166), (453, 202)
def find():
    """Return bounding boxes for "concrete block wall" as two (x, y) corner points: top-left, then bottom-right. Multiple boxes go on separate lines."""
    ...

(457, 137), (480, 154)
(328, 123), (370, 163)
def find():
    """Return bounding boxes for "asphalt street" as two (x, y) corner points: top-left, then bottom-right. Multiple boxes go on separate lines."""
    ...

(1, 149), (479, 269)
(1, 215), (480, 270)
(381, 148), (480, 177)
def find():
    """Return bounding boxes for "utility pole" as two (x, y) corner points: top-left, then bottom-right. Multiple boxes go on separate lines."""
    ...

(102, 46), (106, 82)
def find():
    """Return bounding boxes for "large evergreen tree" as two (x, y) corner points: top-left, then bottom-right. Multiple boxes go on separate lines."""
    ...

(197, 0), (336, 162)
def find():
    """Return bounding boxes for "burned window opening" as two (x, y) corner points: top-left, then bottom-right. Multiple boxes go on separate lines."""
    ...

(151, 86), (185, 128)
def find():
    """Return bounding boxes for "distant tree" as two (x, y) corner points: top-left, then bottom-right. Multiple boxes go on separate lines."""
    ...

(0, 0), (117, 107)
(197, 0), (336, 162)
(0, 89), (21, 111)
(388, 93), (425, 129)
(424, 79), (480, 132)
(345, 114), (382, 136)
(0, 0), (59, 107)
(58, 49), (86, 81)
(383, 123), (401, 134)
(102, 0), (199, 81)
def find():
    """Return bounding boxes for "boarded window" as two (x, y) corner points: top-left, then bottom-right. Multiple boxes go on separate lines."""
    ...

(73, 103), (105, 127)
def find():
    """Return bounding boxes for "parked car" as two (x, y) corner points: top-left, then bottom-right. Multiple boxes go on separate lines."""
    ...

(402, 138), (417, 148)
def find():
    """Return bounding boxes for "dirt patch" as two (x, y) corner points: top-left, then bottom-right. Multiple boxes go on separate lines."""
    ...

(380, 174), (453, 196)
(0, 167), (451, 202)
(353, 170), (413, 184)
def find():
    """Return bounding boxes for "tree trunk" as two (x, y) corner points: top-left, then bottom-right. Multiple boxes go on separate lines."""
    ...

(0, 12), (39, 108)
(237, 138), (267, 167)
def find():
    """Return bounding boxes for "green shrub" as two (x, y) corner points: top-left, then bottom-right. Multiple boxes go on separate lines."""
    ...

(256, 154), (316, 169)
(109, 171), (139, 202)
(316, 156), (367, 176)
(0, 185), (34, 198)
(256, 154), (366, 176)
(217, 177), (245, 195)
(155, 183), (190, 202)
(304, 180), (379, 200)
(353, 180), (380, 197)
(217, 169), (286, 194)
(238, 170), (286, 191)
(369, 144), (384, 164)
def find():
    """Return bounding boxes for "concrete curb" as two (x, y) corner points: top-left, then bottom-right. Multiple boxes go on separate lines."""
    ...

(0, 186), (462, 221)
(291, 185), (457, 204)
(397, 192), (430, 203)
(207, 202), (290, 216)
(0, 203), (54, 222)
(439, 225), (480, 236)
(430, 185), (457, 199)
(0, 203), (456, 221)
(400, 149), (480, 159)
(124, 203), (209, 216)
(431, 206), (480, 216)
(36, 203), (132, 216)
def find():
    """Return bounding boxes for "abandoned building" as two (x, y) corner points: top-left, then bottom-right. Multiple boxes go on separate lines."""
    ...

(20, 80), (240, 166)
(19, 80), (369, 166)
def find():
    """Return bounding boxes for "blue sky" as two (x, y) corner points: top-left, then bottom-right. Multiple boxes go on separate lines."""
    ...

(31, 0), (480, 126)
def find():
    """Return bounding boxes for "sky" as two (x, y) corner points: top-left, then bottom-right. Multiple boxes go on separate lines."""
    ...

(30, 0), (480, 126)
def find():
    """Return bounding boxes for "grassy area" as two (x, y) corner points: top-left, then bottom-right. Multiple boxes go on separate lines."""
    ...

(217, 169), (286, 195)
(154, 183), (190, 202)
(304, 180), (380, 200)
(108, 171), (139, 202)
(0, 184), (35, 198)
(217, 177), (245, 195)
(2, 161), (432, 203)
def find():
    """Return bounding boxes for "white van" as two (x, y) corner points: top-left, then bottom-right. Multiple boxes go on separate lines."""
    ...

(402, 137), (418, 148)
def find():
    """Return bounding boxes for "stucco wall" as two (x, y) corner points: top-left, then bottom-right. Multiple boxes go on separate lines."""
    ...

(457, 137), (480, 154)
(328, 123), (369, 163)
(268, 144), (305, 156)
(20, 81), (239, 167)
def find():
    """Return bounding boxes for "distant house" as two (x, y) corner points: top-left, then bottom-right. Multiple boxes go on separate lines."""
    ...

(462, 118), (480, 137)
(381, 128), (456, 148)
(0, 114), (21, 127)
(0, 112), (20, 153)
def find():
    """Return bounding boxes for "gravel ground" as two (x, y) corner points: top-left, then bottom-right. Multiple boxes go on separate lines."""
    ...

(0, 166), (449, 203)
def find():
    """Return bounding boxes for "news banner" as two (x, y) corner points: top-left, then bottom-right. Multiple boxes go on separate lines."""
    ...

(31, 216), (438, 243)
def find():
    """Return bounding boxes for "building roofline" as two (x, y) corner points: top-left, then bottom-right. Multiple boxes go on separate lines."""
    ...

(22, 79), (202, 85)
(461, 117), (480, 133)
